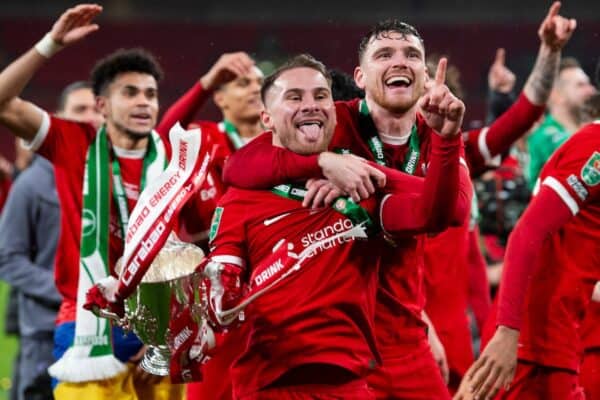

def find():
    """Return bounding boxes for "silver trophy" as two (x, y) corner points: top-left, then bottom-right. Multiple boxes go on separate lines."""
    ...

(102, 237), (205, 376)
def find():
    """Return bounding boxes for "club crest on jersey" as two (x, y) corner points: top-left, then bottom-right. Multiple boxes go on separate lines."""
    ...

(581, 152), (600, 186)
(208, 207), (223, 243)
(333, 198), (348, 212)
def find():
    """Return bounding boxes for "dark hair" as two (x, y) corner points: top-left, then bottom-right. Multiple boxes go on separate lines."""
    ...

(90, 48), (164, 96)
(260, 54), (332, 104)
(358, 19), (424, 63)
(56, 81), (92, 112)
(329, 69), (364, 101)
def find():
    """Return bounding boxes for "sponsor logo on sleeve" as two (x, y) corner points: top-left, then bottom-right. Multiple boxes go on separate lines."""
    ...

(208, 207), (223, 243)
(581, 152), (600, 186)
(567, 174), (589, 200)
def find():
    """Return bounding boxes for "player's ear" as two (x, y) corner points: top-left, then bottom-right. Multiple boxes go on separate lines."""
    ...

(354, 66), (366, 90)
(260, 110), (274, 130)
(213, 90), (226, 110)
(96, 96), (108, 117)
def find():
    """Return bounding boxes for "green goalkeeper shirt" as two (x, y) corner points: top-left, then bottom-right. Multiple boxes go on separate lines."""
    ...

(526, 114), (570, 190)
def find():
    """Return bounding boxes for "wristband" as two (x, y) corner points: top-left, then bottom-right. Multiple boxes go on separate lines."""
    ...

(34, 33), (63, 58)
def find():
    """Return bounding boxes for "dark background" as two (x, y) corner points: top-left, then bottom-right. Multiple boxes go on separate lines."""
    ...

(0, 0), (598, 159)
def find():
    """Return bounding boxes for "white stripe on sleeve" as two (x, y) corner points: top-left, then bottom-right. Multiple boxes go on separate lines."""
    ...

(542, 176), (579, 215)
(22, 107), (50, 151)
(477, 127), (502, 167)
(210, 255), (246, 268)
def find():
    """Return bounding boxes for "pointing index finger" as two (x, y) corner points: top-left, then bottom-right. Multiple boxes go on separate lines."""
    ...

(546, 1), (561, 20)
(435, 57), (448, 85)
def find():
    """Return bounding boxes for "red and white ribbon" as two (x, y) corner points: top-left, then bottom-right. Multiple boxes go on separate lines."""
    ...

(116, 123), (211, 300)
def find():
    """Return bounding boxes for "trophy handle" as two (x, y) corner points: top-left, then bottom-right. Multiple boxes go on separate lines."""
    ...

(96, 308), (131, 331)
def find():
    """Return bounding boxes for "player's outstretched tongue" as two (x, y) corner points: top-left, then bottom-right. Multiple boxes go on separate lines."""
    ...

(298, 122), (321, 141)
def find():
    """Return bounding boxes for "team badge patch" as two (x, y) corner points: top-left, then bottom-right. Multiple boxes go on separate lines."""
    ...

(208, 207), (223, 243)
(334, 198), (347, 212)
(581, 152), (600, 186)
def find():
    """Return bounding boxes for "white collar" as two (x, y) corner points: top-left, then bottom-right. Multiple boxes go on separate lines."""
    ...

(378, 129), (411, 146)
(113, 146), (145, 159)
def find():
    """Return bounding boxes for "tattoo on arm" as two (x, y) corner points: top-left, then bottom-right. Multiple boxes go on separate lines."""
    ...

(524, 45), (559, 105)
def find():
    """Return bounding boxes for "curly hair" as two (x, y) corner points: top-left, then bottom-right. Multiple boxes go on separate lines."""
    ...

(358, 19), (424, 63)
(90, 48), (163, 96)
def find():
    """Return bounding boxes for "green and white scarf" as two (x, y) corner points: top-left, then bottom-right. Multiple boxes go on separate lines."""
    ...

(48, 126), (167, 382)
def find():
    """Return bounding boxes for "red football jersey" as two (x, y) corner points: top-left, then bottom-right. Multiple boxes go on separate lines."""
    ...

(423, 222), (474, 377)
(221, 99), (472, 362)
(581, 301), (600, 350)
(517, 121), (600, 370)
(210, 187), (382, 398)
(27, 112), (175, 323)
(464, 92), (545, 178)
(30, 114), (126, 310)
(333, 100), (472, 358)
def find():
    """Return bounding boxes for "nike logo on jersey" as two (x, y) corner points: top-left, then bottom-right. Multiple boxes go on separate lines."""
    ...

(263, 212), (292, 226)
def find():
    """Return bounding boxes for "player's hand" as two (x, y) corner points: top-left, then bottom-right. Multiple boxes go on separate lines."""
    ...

(453, 378), (476, 400)
(201, 260), (245, 329)
(418, 58), (465, 138)
(538, 1), (576, 51)
(49, 4), (102, 46)
(429, 327), (450, 384)
(488, 49), (516, 94)
(317, 152), (386, 202)
(460, 326), (519, 400)
(130, 346), (164, 384)
(303, 178), (345, 208)
(200, 52), (255, 91)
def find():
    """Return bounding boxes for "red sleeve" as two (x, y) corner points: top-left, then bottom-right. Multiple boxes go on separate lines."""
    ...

(156, 82), (212, 137)
(499, 128), (600, 329)
(379, 133), (461, 234)
(453, 163), (473, 226)
(497, 186), (572, 329)
(206, 191), (248, 269)
(176, 169), (227, 244)
(27, 113), (93, 165)
(467, 226), (491, 333)
(222, 132), (322, 189)
(466, 93), (545, 178)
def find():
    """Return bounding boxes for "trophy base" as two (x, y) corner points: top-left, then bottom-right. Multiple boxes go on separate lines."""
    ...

(140, 345), (171, 376)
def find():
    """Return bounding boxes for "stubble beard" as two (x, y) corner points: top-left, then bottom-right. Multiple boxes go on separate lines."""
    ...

(114, 120), (153, 140)
(279, 129), (331, 156)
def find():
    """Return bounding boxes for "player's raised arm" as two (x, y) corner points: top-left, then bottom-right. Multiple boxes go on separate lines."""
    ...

(0, 4), (102, 141)
(157, 52), (256, 135)
(523, 1), (576, 105)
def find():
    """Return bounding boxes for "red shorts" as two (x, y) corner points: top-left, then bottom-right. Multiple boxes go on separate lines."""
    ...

(237, 379), (373, 400)
(367, 338), (450, 400)
(497, 361), (585, 400)
(581, 350), (600, 400)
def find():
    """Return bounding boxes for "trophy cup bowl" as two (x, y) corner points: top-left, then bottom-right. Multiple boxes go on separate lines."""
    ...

(115, 238), (205, 376)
